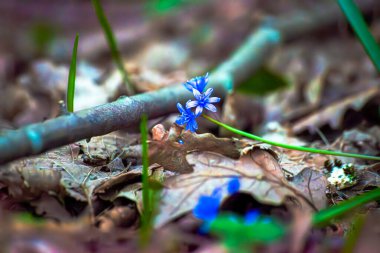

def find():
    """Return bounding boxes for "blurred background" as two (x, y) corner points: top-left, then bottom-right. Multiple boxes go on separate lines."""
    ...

(1, 0), (380, 136)
(2, 1), (380, 253)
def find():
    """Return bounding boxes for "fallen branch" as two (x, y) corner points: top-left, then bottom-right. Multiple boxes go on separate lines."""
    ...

(0, 0), (377, 164)
(0, 26), (279, 165)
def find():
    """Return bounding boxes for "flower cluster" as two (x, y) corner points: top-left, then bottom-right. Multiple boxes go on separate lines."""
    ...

(192, 177), (285, 247)
(176, 73), (220, 132)
(193, 177), (241, 222)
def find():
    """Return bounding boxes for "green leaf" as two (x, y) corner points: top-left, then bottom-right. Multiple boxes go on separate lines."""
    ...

(92, 0), (134, 95)
(235, 67), (289, 96)
(337, 0), (380, 73)
(30, 23), (56, 54)
(148, 0), (184, 14)
(66, 34), (79, 113)
(15, 212), (45, 225)
(209, 214), (285, 249)
(145, 0), (201, 16)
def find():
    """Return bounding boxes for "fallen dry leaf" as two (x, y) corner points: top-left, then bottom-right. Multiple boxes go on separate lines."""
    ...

(154, 148), (313, 227)
(292, 87), (380, 134)
(220, 92), (264, 137)
(290, 168), (328, 210)
(289, 208), (312, 253)
(0, 161), (63, 201)
(331, 126), (380, 164)
(93, 169), (142, 201)
(0, 134), (131, 204)
(335, 163), (380, 199)
(351, 212), (380, 253)
(149, 125), (249, 173)
(96, 205), (139, 232)
(30, 193), (72, 221)
(0, 85), (33, 122)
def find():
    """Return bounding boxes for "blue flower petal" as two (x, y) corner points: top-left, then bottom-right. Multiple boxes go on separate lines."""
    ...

(245, 210), (260, 224)
(198, 73), (209, 92)
(193, 89), (202, 101)
(193, 194), (221, 221)
(207, 97), (220, 103)
(190, 119), (198, 132)
(184, 81), (195, 92)
(204, 103), (217, 112)
(183, 73), (209, 93)
(204, 88), (213, 98)
(195, 106), (203, 116)
(176, 102), (199, 132)
(175, 116), (187, 126)
(227, 177), (240, 194)
(186, 100), (198, 109)
(177, 103), (186, 114)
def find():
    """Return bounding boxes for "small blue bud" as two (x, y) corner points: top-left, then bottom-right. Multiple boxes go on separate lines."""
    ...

(245, 210), (260, 224)
(227, 177), (240, 195)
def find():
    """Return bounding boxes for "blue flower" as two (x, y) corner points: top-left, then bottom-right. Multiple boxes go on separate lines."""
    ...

(244, 210), (260, 224)
(186, 88), (221, 115)
(183, 73), (209, 93)
(193, 188), (222, 221)
(227, 177), (240, 195)
(175, 103), (199, 132)
(176, 73), (220, 130)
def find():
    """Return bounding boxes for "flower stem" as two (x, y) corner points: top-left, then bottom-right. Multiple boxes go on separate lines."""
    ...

(203, 115), (380, 161)
(312, 187), (380, 226)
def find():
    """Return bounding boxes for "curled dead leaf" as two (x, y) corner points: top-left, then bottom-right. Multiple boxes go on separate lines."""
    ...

(0, 134), (131, 203)
(292, 87), (380, 134)
(96, 205), (139, 232)
(149, 125), (249, 173)
(154, 148), (314, 227)
(290, 168), (328, 210)
(0, 161), (62, 201)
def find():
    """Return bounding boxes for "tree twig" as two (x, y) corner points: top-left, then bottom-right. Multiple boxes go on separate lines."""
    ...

(0, 0), (377, 165)
(0, 26), (279, 165)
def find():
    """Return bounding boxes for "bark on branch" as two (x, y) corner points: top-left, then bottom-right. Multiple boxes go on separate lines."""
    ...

(0, 0), (376, 164)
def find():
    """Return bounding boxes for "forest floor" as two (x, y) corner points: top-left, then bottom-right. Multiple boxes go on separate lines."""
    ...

(1, 0), (380, 252)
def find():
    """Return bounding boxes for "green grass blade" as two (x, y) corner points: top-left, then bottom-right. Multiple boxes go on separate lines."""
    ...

(66, 34), (79, 113)
(92, 0), (135, 95)
(337, 0), (380, 73)
(140, 113), (151, 247)
(313, 187), (380, 226)
(141, 114), (149, 219)
(203, 115), (380, 161)
(342, 214), (365, 253)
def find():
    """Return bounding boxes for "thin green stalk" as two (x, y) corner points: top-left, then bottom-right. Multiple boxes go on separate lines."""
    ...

(342, 214), (365, 253)
(203, 115), (380, 161)
(141, 114), (149, 219)
(204, 116), (380, 231)
(66, 34), (79, 113)
(312, 187), (380, 226)
(140, 114), (151, 247)
(337, 0), (380, 73)
(92, 0), (135, 95)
